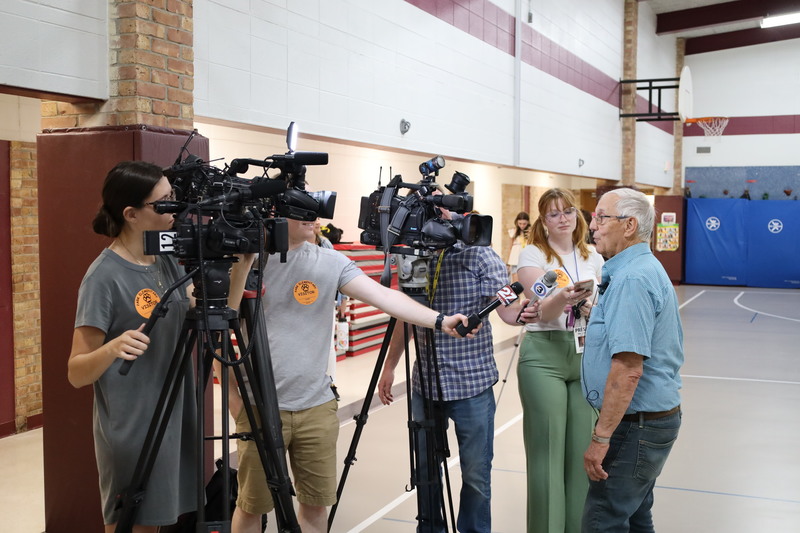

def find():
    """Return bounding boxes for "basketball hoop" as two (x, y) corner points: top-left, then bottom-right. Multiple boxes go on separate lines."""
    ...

(685, 116), (729, 140)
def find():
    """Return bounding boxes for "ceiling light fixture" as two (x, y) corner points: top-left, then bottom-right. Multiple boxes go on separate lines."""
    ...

(760, 12), (800, 28)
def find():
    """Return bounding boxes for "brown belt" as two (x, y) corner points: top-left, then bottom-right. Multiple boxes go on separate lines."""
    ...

(620, 405), (681, 423)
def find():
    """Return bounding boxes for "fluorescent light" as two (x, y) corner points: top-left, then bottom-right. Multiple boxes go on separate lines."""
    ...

(761, 12), (800, 28)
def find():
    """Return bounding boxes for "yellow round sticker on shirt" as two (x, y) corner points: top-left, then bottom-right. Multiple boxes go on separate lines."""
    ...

(555, 269), (571, 288)
(293, 280), (319, 305)
(134, 288), (161, 318)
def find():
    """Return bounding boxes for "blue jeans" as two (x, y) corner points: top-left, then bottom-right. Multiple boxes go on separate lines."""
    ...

(412, 387), (495, 533)
(582, 410), (681, 533)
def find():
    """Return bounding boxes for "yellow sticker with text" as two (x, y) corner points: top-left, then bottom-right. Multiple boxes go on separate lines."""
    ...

(134, 288), (161, 319)
(554, 269), (571, 288)
(293, 280), (319, 305)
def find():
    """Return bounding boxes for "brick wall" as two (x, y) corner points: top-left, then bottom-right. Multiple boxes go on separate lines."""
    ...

(672, 39), (686, 195)
(41, 0), (194, 131)
(9, 141), (41, 431)
(620, 0), (638, 186)
(16, 0), (196, 431)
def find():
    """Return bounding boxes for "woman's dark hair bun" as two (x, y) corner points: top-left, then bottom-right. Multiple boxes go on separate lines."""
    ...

(95, 161), (163, 238)
(92, 204), (120, 238)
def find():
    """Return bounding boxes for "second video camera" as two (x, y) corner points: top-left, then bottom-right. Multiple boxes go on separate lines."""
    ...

(358, 156), (492, 251)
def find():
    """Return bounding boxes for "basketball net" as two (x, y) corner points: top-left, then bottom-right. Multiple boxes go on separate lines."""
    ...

(686, 117), (728, 142)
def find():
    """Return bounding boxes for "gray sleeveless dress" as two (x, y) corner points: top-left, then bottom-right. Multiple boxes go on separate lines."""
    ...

(75, 249), (196, 525)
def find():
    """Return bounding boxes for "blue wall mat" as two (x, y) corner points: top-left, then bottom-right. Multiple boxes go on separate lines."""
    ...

(685, 166), (800, 200)
(685, 199), (748, 285)
(745, 202), (800, 288)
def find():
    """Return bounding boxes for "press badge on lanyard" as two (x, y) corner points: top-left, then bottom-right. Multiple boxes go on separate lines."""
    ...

(573, 316), (587, 353)
(566, 303), (586, 353)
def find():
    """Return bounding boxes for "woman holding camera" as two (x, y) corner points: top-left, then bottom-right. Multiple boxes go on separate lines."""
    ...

(68, 161), (253, 533)
(516, 188), (603, 533)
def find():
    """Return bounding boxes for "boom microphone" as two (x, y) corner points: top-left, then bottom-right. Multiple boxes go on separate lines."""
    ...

(456, 281), (524, 337)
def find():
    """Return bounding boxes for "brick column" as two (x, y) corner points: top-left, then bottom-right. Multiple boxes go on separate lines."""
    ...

(620, 0), (638, 186)
(672, 38), (686, 195)
(9, 141), (41, 432)
(41, 0), (194, 130)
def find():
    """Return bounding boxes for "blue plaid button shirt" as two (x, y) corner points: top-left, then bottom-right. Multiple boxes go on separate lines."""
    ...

(411, 243), (509, 401)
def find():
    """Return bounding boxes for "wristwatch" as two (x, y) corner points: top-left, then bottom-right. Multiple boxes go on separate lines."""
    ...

(434, 312), (445, 330)
(591, 429), (611, 445)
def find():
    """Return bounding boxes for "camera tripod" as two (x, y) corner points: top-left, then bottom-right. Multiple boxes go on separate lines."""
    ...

(114, 258), (300, 533)
(328, 251), (457, 532)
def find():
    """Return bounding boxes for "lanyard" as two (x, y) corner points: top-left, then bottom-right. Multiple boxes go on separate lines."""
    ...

(562, 246), (580, 283)
(427, 250), (446, 306)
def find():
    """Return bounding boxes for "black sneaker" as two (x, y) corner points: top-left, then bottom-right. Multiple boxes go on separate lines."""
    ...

(331, 384), (341, 401)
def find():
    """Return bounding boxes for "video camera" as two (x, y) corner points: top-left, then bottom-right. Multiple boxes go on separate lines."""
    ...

(143, 123), (335, 260)
(357, 155), (492, 251)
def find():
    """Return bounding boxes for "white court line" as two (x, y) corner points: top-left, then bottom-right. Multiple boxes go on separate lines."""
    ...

(733, 291), (800, 323)
(695, 287), (800, 295)
(679, 289), (705, 309)
(682, 374), (800, 386)
(346, 413), (524, 532)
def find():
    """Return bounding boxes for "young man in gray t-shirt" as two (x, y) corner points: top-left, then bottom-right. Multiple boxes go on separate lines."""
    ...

(229, 217), (475, 533)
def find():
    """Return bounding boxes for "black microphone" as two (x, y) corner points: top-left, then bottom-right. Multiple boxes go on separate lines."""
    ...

(292, 151), (329, 165)
(247, 178), (287, 199)
(456, 282), (524, 337)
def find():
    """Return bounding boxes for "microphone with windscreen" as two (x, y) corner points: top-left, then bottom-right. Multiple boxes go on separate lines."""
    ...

(456, 282), (524, 337)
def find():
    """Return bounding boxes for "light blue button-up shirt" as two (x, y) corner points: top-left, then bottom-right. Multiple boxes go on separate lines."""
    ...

(582, 243), (683, 413)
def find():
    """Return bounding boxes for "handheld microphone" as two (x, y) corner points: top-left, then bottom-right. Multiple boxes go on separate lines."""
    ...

(530, 270), (558, 302)
(456, 281), (524, 337)
(516, 270), (558, 324)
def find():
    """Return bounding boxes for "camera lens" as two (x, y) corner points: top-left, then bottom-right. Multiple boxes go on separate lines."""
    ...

(445, 171), (470, 194)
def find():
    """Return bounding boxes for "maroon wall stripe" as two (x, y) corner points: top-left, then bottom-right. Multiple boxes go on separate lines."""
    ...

(0, 141), (14, 438)
(406, 1), (800, 136)
(684, 115), (800, 136)
(405, 0), (669, 130)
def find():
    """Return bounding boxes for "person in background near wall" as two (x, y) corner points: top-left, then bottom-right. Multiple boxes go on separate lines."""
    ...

(67, 161), (254, 533)
(582, 187), (683, 532)
(516, 188), (604, 533)
(507, 211), (530, 282)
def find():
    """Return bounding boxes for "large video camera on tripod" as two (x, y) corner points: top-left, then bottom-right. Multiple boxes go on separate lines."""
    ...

(142, 125), (335, 262)
(355, 155), (493, 293)
(357, 155), (492, 252)
(115, 123), (329, 533)
(329, 157), (496, 531)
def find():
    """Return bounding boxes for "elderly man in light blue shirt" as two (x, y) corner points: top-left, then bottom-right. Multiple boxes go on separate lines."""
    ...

(581, 188), (684, 533)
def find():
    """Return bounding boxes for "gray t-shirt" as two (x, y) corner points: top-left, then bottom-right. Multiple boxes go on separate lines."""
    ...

(262, 241), (361, 411)
(75, 249), (196, 525)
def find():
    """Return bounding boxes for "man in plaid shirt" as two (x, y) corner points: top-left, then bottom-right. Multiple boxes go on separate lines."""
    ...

(379, 236), (535, 533)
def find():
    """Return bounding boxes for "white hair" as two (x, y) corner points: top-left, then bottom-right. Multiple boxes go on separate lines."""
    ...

(604, 188), (654, 242)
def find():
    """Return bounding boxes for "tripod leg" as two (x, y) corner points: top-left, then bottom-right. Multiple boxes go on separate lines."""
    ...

(114, 323), (198, 533)
(236, 299), (301, 532)
(496, 327), (526, 407)
(411, 327), (458, 533)
(327, 316), (398, 531)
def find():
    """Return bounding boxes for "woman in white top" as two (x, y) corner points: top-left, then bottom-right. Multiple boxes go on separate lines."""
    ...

(516, 188), (604, 533)
(507, 211), (530, 281)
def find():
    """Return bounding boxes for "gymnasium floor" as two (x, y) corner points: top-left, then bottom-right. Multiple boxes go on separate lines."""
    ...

(3, 285), (799, 532)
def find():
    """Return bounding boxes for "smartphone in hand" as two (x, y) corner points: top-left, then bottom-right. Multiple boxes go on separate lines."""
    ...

(571, 279), (595, 294)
